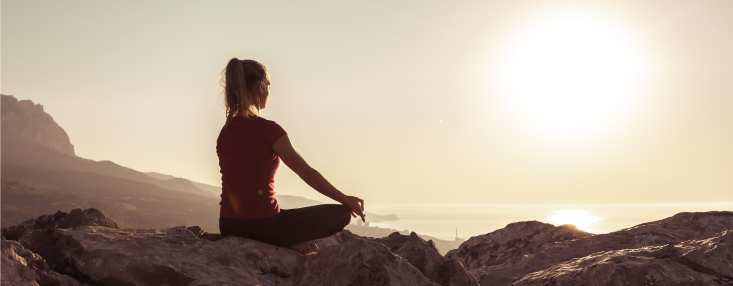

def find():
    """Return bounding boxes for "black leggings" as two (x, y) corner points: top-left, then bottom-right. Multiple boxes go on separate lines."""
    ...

(219, 204), (352, 247)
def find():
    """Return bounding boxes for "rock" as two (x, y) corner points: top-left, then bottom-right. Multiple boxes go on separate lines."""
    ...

(675, 229), (733, 279)
(445, 221), (592, 270)
(12, 207), (728, 286)
(450, 211), (733, 285)
(373, 232), (479, 286)
(510, 230), (733, 286)
(2, 208), (119, 241)
(2, 237), (40, 286)
(2, 236), (84, 286)
(26, 225), (300, 286)
(314, 230), (478, 286)
(312, 229), (361, 250)
(292, 238), (441, 286)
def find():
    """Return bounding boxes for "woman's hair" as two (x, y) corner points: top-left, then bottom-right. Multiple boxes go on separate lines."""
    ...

(220, 58), (269, 122)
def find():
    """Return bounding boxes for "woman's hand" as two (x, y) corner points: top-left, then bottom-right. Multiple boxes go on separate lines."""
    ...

(342, 196), (365, 222)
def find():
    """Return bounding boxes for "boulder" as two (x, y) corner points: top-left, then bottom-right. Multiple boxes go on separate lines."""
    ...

(315, 230), (478, 286)
(373, 232), (479, 286)
(510, 230), (733, 285)
(25, 225), (300, 286)
(445, 221), (592, 270)
(292, 238), (440, 286)
(450, 211), (733, 285)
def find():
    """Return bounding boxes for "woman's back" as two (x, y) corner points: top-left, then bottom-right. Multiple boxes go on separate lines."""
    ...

(217, 116), (287, 220)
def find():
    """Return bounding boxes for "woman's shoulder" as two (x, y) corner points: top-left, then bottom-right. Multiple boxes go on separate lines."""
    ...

(256, 117), (288, 143)
(256, 116), (284, 128)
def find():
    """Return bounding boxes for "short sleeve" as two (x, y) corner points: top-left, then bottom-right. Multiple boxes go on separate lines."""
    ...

(264, 120), (288, 145)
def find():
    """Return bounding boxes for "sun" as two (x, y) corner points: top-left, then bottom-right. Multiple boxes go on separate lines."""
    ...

(549, 210), (600, 233)
(498, 12), (645, 139)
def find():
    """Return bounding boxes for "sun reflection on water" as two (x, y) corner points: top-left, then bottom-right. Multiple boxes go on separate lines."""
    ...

(549, 210), (601, 233)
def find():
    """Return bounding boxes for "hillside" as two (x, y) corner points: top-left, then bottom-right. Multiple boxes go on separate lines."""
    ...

(1, 95), (214, 198)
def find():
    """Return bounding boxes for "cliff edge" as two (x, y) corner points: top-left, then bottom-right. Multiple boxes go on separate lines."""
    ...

(1, 94), (75, 156)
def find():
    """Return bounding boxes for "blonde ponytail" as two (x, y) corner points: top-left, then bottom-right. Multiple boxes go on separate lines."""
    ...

(220, 58), (269, 123)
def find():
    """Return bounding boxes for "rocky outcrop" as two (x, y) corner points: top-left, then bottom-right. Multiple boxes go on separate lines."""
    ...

(511, 230), (733, 285)
(311, 230), (479, 286)
(1, 94), (75, 156)
(5, 211), (300, 286)
(448, 211), (733, 285)
(445, 221), (592, 270)
(293, 239), (441, 286)
(2, 208), (478, 286)
(4, 208), (731, 286)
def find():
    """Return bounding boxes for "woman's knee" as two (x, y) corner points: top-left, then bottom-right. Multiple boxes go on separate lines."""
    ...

(336, 205), (352, 226)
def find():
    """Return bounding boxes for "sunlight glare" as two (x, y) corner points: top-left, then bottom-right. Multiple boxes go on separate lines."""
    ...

(549, 210), (600, 233)
(498, 12), (645, 139)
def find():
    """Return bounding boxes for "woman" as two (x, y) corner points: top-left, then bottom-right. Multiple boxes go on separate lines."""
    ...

(217, 58), (365, 254)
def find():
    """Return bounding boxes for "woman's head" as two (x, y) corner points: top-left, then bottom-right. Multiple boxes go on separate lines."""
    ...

(220, 58), (270, 122)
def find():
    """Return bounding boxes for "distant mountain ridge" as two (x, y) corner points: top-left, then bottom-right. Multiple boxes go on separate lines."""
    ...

(1, 94), (75, 156)
(1, 94), (215, 199)
(146, 172), (221, 197)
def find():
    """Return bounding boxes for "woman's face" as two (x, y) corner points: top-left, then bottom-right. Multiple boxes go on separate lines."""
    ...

(255, 80), (270, 110)
(260, 83), (270, 109)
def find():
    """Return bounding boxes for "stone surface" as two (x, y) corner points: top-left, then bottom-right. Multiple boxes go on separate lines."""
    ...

(445, 221), (592, 270)
(449, 211), (733, 285)
(7, 207), (731, 286)
(373, 232), (479, 286)
(293, 238), (440, 286)
(2, 236), (84, 286)
(5, 208), (479, 286)
(510, 230), (733, 286)
(27, 225), (299, 286)
(315, 230), (478, 286)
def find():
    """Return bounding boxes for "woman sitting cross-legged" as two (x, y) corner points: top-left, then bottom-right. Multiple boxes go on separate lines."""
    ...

(216, 58), (365, 254)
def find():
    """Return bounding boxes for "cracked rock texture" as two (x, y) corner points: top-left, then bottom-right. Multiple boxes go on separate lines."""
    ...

(1, 236), (84, 286)
(447, 211), (733, 286)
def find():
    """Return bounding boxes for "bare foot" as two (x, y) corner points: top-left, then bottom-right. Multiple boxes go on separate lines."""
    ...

(289, 241), (318, 254)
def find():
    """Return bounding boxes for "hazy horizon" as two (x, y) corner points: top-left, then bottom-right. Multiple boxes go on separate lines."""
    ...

(3, 1), (732, 210)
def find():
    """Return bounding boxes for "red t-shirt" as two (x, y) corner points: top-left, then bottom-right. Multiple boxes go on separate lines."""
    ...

(217, 116), (288, 220)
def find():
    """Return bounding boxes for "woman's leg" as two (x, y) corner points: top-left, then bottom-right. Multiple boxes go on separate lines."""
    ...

(219, 204), (352, 252)
(275, 204), (351, 253)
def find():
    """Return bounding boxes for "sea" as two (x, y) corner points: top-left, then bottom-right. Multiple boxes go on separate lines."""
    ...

(362, 201), (733, 241)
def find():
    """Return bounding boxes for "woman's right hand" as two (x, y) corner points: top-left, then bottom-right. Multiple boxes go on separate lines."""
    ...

(342, 195), (365, 222)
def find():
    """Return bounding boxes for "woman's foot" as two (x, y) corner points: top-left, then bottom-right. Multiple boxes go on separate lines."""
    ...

(289, 241), (318, 254)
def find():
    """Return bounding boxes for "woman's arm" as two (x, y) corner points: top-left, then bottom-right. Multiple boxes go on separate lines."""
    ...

(273, 135), (365, 221)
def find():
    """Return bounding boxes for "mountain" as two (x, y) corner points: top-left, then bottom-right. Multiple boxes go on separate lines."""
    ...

(1, 94), (215, 199)
(146, 172), (222, 197)
(1, 94), (219, 229)
(1, 95), (75, 156)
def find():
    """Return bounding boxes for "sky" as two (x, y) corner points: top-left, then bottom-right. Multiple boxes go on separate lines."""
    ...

(3, 0), (733, 206)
